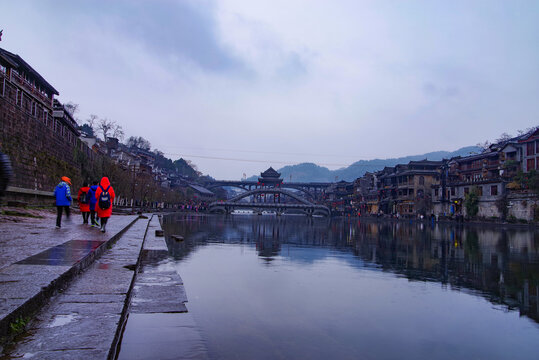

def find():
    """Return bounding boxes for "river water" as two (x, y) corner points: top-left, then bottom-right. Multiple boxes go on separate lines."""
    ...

(161, 214), (539, 360)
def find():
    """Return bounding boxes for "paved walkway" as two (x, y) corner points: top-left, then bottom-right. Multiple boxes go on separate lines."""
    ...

(3, 218), (149, 359)
(0, 210), (139, 344)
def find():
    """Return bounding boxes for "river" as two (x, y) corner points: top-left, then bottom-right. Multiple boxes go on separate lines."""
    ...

(159, 214), (539, 359)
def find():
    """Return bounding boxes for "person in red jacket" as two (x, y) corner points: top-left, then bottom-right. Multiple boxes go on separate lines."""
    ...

(95, 177), (115, 233)
(77, 182), (91, 224)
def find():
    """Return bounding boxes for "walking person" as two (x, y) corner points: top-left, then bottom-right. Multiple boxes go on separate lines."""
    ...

(0, 149), (12, 199)
(88, 180), (99, 227)
(95, 177), (115, 233)
(54, 176), (72, 228)
(77, 182), (91, 224)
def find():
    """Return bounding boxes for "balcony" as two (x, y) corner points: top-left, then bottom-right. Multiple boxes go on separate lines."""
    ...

(10, 70), (52, 107)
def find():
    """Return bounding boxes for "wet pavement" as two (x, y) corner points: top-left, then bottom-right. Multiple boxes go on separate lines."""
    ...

(0, 213), (138, 344)
(1, 213), (208, 360)
(2, 218), (149, 359)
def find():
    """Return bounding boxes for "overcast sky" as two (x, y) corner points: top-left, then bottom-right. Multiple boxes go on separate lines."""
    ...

(2, 0), (538, 179)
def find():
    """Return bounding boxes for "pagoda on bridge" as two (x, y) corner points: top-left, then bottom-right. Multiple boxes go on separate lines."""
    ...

(258, 167), (283, 188)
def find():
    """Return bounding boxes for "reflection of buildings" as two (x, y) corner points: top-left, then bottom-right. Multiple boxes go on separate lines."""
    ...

(352, 222), (539, 322)
(162, 214), (539, 323)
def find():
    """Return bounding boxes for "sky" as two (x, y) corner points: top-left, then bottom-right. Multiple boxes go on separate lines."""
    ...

(1, 0), (538, 179)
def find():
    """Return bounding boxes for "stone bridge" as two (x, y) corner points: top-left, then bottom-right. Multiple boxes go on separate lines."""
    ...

(208, 188), (331, 217)
(202, 180), (332, 201)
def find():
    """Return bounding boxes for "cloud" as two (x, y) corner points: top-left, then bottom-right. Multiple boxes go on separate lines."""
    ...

(423, 82), (459, 98)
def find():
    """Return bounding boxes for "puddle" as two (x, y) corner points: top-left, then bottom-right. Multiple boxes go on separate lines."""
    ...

(47, 314), (77, 328)
(16, 240), (105, 266)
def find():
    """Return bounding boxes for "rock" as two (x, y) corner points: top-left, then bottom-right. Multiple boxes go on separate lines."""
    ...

(171, 235), (183, 242)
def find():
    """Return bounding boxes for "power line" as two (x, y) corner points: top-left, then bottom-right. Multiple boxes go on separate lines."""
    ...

(161, 152), (353, 167)
(159, 145), (362, 159)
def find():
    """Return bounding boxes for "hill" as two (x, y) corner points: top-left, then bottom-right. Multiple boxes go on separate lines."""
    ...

(248, 146), (481, 183)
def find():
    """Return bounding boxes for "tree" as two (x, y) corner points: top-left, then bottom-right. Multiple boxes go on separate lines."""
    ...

(496, 132), (512, 143)
(96, 118), (124, 141)
(464, 188), (479, 217)
(126, 136), (151, 150)
(64, 102), (79, 118)
(79, 123), (94, 136)
(476, 140), (491, 152)
(87, 114), (98, 131)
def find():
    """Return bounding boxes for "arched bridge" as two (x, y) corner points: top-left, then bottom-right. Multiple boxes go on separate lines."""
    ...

(202, 180), (332, 201)
(208, 188), (331, 217)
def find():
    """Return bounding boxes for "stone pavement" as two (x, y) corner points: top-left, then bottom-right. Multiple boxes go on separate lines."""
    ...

(0, 211), (139, 344)
(2, 217), (149, 359)
(0, 212), (209, 359)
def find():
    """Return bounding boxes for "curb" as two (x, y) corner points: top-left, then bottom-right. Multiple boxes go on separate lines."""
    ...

(108, 214), (155, 360)
(0, 216), (140, 345)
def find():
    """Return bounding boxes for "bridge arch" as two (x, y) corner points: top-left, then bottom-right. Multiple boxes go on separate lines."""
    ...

(228, 188), (314, 205)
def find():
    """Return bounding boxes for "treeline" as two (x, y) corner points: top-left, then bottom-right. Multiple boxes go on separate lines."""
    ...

(67, 102), (202, 180)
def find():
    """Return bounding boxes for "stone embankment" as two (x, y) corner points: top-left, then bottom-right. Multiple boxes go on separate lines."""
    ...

(0, 209), (207, 359)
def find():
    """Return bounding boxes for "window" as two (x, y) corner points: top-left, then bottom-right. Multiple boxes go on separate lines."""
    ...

(527, 158), (535, 172)
(451, 187), (456, 196)
(419, 176), (425, 185)
(477, 186), (483, 196)
(16, 89), (22, 106)
(464, 187), (469, 195)
(491, 185), (498, 196)
(536, 141), (539, 154)
(0, 78), (4, 97)
(435, 188), (439, 197)
(527, 142), (535, 156)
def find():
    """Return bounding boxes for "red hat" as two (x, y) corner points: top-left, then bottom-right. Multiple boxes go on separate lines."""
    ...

(61, 176), (71, 185)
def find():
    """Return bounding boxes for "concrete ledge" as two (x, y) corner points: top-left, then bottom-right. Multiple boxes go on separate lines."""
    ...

(5, 186), (54, 197)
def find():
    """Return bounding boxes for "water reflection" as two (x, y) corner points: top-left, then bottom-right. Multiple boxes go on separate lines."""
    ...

(162, 214), (539, 323)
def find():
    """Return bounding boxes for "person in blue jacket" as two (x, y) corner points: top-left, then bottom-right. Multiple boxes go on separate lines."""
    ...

(87, 180), (99, 227)
(54, 176), (72, 228)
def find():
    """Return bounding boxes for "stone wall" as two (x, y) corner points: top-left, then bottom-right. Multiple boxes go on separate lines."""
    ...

(507, 192), (539, 221)
(1, 76), (99, 192)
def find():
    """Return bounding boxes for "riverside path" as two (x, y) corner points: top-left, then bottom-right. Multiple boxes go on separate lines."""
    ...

(0, 209), (206, 359)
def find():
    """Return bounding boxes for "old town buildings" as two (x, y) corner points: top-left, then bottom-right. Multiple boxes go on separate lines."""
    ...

(352, 129), (539, 221)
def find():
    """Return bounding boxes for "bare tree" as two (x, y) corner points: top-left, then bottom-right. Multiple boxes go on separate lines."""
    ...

(495, 132), (512, 143)
(517, 126), (539, 136)
(476, 140), (491, 152)
(87, 114), (98, 131)
(112, 123), (124, 141)
(64, 102), (79, 117)
(96, 118), (123, 141)
(126, 136), (151, 150)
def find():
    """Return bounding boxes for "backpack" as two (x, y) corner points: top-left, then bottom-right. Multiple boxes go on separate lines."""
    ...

(80, 189), (89, 204)
(98, 185), (111, 210)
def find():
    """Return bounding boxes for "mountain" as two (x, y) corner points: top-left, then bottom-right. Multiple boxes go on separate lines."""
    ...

(248, 146), (481, 183)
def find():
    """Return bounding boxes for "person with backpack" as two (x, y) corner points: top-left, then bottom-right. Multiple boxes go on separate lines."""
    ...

(95, 176), (115, 233)
(54, 176), (72, 228)
(77, 182), (91, 224)
(88, 180), (99, 227)
(0, 149), (12, 199)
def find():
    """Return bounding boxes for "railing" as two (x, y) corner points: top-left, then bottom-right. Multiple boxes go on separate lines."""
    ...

(10, 71), (52, 107)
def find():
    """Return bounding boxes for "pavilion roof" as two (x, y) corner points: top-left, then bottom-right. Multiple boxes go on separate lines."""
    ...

(260, 167), (281, 179)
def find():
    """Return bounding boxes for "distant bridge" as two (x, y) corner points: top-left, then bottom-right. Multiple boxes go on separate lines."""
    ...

(202, 180), (332, 201)
(208, 188), (331, 217)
